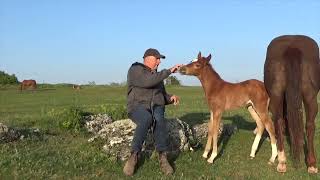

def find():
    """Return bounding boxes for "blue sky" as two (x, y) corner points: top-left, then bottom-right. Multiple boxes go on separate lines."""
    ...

(1, 0), (319, 85)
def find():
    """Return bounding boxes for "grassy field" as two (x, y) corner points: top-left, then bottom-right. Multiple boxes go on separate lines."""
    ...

(0, 85), (320, 179)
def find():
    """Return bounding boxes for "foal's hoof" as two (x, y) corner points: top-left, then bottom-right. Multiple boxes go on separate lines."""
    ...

(253, 128), (257, 135)
(202, 153), (208, 159)
(268, 160), (275, 165)
(268, 158), (276, 165)
(308, 166), (318, 174)
(277, 163), (287, 173)
(207, 158), (214, 164)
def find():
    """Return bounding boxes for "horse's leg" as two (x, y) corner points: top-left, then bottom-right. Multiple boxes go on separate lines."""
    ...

(259, 112), (278, 163)
(269, 95), (286, 173)
(247, 106), (264, 159)
(203, 111), (214, 159)
(303, 94), (318, 174)
(207, 111), (222, 163)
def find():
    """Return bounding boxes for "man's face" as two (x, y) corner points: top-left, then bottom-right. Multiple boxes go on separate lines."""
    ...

(144, 56), (161, 70)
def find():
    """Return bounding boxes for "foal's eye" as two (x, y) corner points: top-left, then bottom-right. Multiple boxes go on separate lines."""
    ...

(195, 64), (201, 68)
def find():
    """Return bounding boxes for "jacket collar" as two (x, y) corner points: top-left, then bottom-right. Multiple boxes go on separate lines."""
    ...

(132, 62), (156, 72)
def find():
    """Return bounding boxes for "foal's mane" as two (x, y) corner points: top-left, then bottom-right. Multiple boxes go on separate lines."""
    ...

(201, 60), (222, 81)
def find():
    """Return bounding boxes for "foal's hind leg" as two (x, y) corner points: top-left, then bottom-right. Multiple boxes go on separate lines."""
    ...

(247, 106), (264, 159)
(303, 94), (318, 174)
(203, 111), (214, 159)
(259, 112), (278, 163)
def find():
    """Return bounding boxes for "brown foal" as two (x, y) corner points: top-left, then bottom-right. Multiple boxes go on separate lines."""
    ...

(180, 52), (277, 164)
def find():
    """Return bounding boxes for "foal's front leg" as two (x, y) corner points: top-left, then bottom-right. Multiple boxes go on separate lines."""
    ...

(207, 111), (222, 163)
(203, 111), (214, 159)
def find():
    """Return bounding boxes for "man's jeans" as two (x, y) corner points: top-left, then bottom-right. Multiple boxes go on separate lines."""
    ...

(129, 105), (169, 153)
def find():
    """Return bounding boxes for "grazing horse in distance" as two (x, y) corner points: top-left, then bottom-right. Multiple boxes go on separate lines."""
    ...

(264, 35), (320, 173)
(72, 84), (81, 90)
(20, 80), (37, 91)
(180, 52), (277, 164)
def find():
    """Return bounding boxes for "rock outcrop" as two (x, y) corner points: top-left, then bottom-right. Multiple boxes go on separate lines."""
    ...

(84, 114), (226, 161)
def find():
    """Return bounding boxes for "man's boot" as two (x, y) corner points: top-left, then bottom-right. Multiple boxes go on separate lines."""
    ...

(159, 152), (174, 175)
(123, 152), (138, 176)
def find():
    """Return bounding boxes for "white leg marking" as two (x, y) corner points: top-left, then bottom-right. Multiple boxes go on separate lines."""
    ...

(308, 166), (318, 174)
(250, 134), (261, 158)
(208, 112), (219, 164)
(277, 150), (287, 173)
(202, 151), (209, 159)
(208, 136), (217, 163)
(269, 143), (278, 163)
(207, 152), (217, 163)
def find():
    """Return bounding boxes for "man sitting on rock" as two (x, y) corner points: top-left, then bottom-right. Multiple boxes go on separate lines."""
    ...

(123, 48), (183, 176)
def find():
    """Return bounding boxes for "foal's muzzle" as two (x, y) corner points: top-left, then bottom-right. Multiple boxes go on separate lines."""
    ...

(179, 66), (187, 74)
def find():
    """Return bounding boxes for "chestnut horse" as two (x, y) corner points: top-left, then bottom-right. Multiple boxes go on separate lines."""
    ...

(264, 35), (320, 173)
(180, 52), (277, 164)
(20, 80), (37, 91)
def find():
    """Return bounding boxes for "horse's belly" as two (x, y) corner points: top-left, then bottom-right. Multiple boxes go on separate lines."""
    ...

(225, 100), (246, 110)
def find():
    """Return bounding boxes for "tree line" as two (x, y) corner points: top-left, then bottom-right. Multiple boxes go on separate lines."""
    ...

(0, 71), (19, 84)
(0, 70), (181, 86)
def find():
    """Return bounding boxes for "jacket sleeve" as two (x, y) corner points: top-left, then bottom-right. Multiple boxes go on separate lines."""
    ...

(128, 67), (172, 88)
(164, 90), (173, 105)
(160, 82), (172, 105)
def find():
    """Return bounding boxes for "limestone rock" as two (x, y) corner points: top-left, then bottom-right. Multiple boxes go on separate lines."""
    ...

(0, 123), (42, 143)
(0, 123), (21, 143)
(84, 114), (113, 134)
(85, 114), (225, 161)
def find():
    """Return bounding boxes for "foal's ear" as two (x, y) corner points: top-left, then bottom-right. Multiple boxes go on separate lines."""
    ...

(197, 52), (202, 60)
(207, 54), (212, 61)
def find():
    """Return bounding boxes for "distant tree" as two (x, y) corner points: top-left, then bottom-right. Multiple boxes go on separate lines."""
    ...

(109, 81), (127, 87)
(120, 81), (127, 86)
(88, 81), (96, 86)
(0, 71), (19, 84)
(165, 76), (181, 86)
(109, 82), (120, 86)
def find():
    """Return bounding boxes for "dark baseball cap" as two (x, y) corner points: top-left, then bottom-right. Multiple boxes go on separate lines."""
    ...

(143, 48), (166, 59)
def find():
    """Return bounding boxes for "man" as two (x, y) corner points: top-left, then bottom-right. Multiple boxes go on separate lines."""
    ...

(123, 48), (183, 176)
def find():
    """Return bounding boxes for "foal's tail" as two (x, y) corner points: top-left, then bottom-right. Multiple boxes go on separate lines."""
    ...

(284, 47), (304, 163)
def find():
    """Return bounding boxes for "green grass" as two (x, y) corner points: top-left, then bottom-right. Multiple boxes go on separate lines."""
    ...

(0, 85), (320, 179)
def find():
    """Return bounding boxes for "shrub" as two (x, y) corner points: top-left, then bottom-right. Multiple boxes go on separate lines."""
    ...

(165, 76), (181, 86)
(99, 104), (128, 120)
(48, 107), (85, 133)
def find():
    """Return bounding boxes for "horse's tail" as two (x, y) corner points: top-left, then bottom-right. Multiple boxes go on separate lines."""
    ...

(284, 47), (304, 163)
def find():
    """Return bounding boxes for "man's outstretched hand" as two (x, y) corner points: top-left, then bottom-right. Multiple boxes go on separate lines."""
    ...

(170, 64), (184, 73)
(170, 95), (180, 105)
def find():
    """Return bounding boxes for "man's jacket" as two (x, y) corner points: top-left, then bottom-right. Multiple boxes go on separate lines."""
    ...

(127, 62), (172, 113)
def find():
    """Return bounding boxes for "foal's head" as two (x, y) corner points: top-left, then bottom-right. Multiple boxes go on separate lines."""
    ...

(179, 52), (211, 76)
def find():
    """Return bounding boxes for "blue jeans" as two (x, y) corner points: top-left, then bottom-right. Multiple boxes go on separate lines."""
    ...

(129, 105), (169, 152)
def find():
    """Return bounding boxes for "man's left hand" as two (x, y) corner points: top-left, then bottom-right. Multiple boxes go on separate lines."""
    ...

(170, 95), (180, 105)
